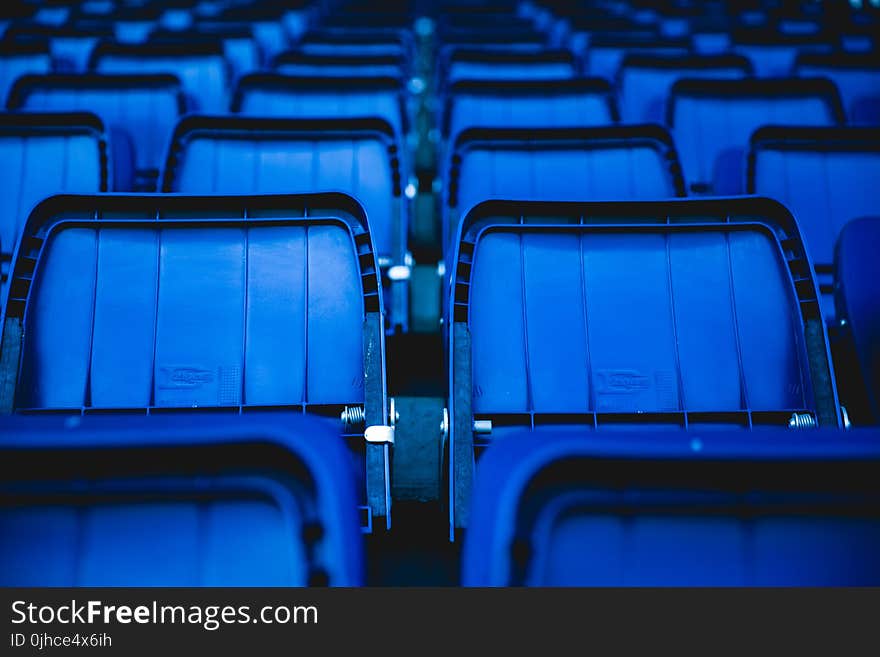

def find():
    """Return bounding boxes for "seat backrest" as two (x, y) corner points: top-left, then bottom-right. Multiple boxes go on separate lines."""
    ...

(795, 53), (880, 125)
(447, 198), (841, 529)
(748, 127), (880, 319)
(463, 429), (880, 585)
(0, 414), (363, 586)
(733, 30), (833, 77)
(618, 54), (752, 123)
(89, 40), (230, 113)
(0, 193), (382, 415)
(669, 78), (844, 194)
(0, 41), (51, 104)
(8, 73), (184, 186)
(444, 79), (618, 143)
(835, 217), (880, 423)
(162, 116), (403, 261)
(446, 125), (685, 247)
(4, 24), (113, 72)
(274, 53), (404, 79)
(0, 112), (107, 263)
(447, 50), (578, 84)
(584, 35), (690, 80)
(232, 74), (407, 141)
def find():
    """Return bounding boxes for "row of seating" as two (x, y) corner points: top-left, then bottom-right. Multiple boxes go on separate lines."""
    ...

(0, 0), (878, 586)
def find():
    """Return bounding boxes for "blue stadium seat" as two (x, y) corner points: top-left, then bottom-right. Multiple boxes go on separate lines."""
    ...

(7, 73), (184, 191)
(216, 5), (291, 59)
(150, 27), (261, 83)
(669, 78), (844, 194)
(274, 52), (405, 79)
(445, 125), (685, 248)
(618, 53), (752, 124)
(232, 74), (407, 144)
(89, 40), (230, 113)
(447, 198), (842, 532)
(748, 127), (880, 321)
(162, 115), (409, 330)
(0, 40), (51, 104)
(0, 112), (110, 291)
(297, 31), (411, 60)
(0, 414), (364, 586)
(443, 78), (618, 146)
(795, 53), (880, 125)
(0, 193), (391, 528)
(3, 24), (114, 72)
(463, 428), (880, 585)
(446, 49), (578, 84)
(835, 217), (880, 425)
(732, 30), (833, 77)
(584, 34), (690, 80)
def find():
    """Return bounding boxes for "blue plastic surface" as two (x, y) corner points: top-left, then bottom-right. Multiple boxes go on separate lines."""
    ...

(0, 113), (107, 270)
(274, 53), (404, 79)
(463, 428), (880, 586)
(446, 125), (685, 249)
(835, 217), (880, 423)
(443, 79), (618, 150)
(447, 50), (577, 84)
(162, 116), (405, 268)
(618, 54), (752, 123)
(89, 41), (230, 113)
(233, 74), (407, 142)
(447, 198), (841, 531)
(8, 73), (185, 188)
(669, 78), (843, 194)
(749, 127), (880, 321)
(733, 32), (832, 77)
(0, 413), (364, 586)
(585, 35), (689, 80)
(0, 42), (51, 103)
(3, 194), (376, 413)
(795, 54), (880, 125)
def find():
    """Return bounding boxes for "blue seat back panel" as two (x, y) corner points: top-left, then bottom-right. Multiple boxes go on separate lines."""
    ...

(18, 224), (365, 411)
(469, 229), (808, 417)
(0, 131), (102, 253)
(457, 144), (677, 215)
(0, 491), (307, 586)
(673, 93), (837, 193)
(753, 149), (880, 268)
(93, 54), (227, 113)
(237, 89), (404, 138)
(171, 136), (395, 257)
(19, 84), (180, 173)
(528, 493), (880, 585)
(463, 429), (880, 585)
(619, 63), (747, 123)
(449, 92), (614, 139)
(448, 60), (576, 83)
(796, 65), (880, 125)
(0, 52), (51, 102)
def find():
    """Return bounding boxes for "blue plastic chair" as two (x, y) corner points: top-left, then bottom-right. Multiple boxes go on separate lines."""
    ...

(0, 413), (364, 586)
(446, 198), (842, 533)
(748, 126), (880, 321)
(0, 192), (391, 529)
(464, 428), (880, 585)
